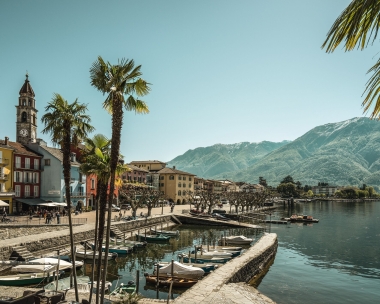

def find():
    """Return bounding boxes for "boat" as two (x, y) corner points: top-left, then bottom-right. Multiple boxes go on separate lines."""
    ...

(188, 248), (233, 259)
(194, 247), (241, 258)
(110, 238), (147, 248)
(44, 275), (91, 291)
(110, 281), (136, 296)
(285, 214), (319, 223)
(160, 261), (217, 274)
(180, 254), (231, 264)
(218, 235), (253, 245)
(144, 273), (198, 288)
(75, 249), (116, 260)
(11, 258), (83, 272)
(89, 242), (133, 255)
(0, 266), (59, 286)
(135, 234), (171, 243)
(154, 261), (204, 279)
(150, 228), (179, 237)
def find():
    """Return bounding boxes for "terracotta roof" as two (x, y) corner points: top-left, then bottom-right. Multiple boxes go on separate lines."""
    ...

(157, 167), (196, 176)
(130, 160), (166, 164)
(127, 164), (149, 173)
(19, 74), (35, 97)
(39, 145), (81, 166)
(0, 140), (42, 157)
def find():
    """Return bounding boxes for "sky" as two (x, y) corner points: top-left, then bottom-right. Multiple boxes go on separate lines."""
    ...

(0, 0), (378, 162)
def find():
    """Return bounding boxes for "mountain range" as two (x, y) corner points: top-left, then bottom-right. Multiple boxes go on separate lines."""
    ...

(167, 117), (380, 188)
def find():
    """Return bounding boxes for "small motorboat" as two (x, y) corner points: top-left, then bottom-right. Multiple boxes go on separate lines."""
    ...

(189, 248), (233, 259)
(135, 234), (171, 243)
(219, 235), (253, 245)
(180, 254), (231, 264)
(1, 265), (59, 286)
(144, 273), (198, 288)
(110, 281), (136, 296)
(89, 242), (133, 254)
(150, 228), (179, 237)
(285, 214), (319, 223)
(154, 261), (204, 279)
(75, 249), (116, 260)
(110, 238), (147, 248)
(160, 260), (217, 274)
(12, 258), (83, 272)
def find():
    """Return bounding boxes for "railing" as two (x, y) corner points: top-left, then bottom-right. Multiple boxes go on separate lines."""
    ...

(0, 158), (9, 166)
(0, 216), (87, 226)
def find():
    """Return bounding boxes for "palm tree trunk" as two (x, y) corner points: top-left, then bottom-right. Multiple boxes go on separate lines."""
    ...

(95, 181), (107, 304)
(89, 180), (100, 303)
(100, 98), (123, 303)
(62, 125), (79, 301)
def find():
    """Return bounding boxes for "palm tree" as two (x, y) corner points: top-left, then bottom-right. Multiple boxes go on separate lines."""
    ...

(90, 56), (150, 303)
(322, 0), (380, 119)
(80, 134), (129, 303)
(41, 93), (94, 301)
(79, 134), (110, 303)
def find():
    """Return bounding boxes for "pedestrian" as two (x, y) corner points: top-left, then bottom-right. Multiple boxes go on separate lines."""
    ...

(62, 209), (66, 217)
(123, 209), (126, 216)
(56, 212), (60, 224)
(119, 210), (122, 220)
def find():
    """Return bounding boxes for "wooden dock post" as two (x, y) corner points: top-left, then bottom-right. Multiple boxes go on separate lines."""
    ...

(136, 270), (140, 293)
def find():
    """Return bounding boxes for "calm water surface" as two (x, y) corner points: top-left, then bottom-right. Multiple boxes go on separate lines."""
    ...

(255, 200), (380, 304)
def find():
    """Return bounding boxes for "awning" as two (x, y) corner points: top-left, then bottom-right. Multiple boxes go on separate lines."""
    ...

(15, 198), (48, 206)
(0, 200), (9, 207)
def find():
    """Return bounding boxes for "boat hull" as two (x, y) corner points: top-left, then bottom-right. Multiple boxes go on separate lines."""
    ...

(135, 234), (170, 243)
(144, 275), (197, 288)
(0, 273), (57, 286)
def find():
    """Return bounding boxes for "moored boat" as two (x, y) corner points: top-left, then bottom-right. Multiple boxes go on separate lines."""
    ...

(0, 269), (59, 286)
(284, 214), (319, 223)
(155, 261), (204, 279)
(159, 261), (217, 274)
(75, 249), (116, 260)
(144, 273), (198, 288)
(110, 281), (136, 296)
(180, 254), (231, 264)
(135, 234), (170, 243)
(150, 228), (179, 237)
(218, 235), (253, 245)
(11, 258), (83, 272)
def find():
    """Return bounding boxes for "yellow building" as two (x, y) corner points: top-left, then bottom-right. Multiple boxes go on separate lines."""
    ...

(129, 160), (166, 172)
(157, 166), (195, 204)
(0, 137), (15, 213)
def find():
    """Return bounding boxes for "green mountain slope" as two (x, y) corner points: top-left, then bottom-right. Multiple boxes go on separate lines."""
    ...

(225, 117), (380, 186)
(167, 141), (290, 179)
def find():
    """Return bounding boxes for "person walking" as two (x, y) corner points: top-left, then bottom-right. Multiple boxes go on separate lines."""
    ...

(56, 211), (60, 224)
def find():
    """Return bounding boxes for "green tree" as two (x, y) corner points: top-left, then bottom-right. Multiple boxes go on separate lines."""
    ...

(90, 57), (150, 303)
(307, 190), (314, 197)
(277, 182), (297, 197)
(322, 0), (380, 118)
(281, 175), (295, 184)
(41, 94), (94, 301)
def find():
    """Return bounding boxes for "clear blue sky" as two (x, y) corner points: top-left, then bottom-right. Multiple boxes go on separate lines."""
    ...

(0, 0), (376, 162)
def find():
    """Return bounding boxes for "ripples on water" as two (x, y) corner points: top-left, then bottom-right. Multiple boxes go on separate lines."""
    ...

(255, 200), (380, 304)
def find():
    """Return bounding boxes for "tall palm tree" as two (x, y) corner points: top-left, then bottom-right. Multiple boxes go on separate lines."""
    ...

(322, 0), (380, 119)
(41, 93), (94, 301)
(90, 56), (150, 303)
(79, 134), (110, 303)
(80, 134), (129, 303)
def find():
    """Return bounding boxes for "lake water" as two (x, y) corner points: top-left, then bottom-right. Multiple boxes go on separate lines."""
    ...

(82, 200), (380, 302)
(255, 200), (380, 304)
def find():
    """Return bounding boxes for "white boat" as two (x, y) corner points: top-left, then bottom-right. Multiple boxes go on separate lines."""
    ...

(75, 249), (115, 260)
(189, 248), (232, 259)
(150, 228), (180, 237)
(0, 271), (58, 286)
(12, 258), (83, 273)
(219, 235), (253, 245)
(155, 261), (204, 279)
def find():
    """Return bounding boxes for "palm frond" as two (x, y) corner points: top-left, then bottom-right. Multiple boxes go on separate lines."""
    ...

(363, 57), (380, 118)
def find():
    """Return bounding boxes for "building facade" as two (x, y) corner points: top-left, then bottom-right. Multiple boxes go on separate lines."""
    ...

(157, 166), (195, 204)
(0, 138), (15, 213)
(123, 164), (148, 184)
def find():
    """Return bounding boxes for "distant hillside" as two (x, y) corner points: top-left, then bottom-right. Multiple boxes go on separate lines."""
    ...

(167, 141), (290, 179)
(168, 117), (380, 188)
(223, 117), (380, 187)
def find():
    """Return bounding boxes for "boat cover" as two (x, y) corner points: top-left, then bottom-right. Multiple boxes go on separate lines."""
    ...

(12, 258), (83, 272)
(158, 261), (204, 278)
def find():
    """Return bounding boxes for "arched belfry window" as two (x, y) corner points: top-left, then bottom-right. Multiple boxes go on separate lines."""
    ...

(28, 100), (31, 106)
(32, 115), (36, 125)
(22, 99), (26, 106)
(21, 112), (27, 122)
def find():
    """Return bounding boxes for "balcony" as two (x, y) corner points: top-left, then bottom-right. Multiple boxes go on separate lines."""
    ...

(0, 158), (9, 167)
(0, 174), (9, 181)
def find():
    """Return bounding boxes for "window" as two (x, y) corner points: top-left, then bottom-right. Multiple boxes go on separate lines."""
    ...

(189, 183), (192, 188)
(14, 171), (22, 182)
(25, 158), (30, 169)
(44, 159), (51, 166)
(34, 186), (39, 197)
(189, 177), (192, 181)
(24, 172), (30, 183)
(15, 157), (21, 168)
(15, 185), (20, 197)
(169, 175), (174, 180)
(178, 183), (181, 187)
(21, 112), (27, 122)
(178, 190), (181, 196)
(91, 179), (95, 189)
(24, 185), (30, 197)
(160, 183), (164, 187)
(183, 183), (186, 188)
(79, 187), (83, 195)
(134, 177), (137, 181)
(28, 100), (31, 106)
(33, 172), (39, 183)
(34, 159), (39, 170)
(70, 186), (73, 194)
(160, 176), (164, 180)
(183, 176), (186, 181)
(178, 176), (182, 180)
(22, 99), (26, 106)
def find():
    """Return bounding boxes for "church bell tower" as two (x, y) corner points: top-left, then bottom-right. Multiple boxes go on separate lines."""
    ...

(16, 74), (38, 145)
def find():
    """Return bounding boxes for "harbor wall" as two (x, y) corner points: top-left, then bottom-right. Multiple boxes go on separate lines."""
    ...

(174, 233), (278, 304)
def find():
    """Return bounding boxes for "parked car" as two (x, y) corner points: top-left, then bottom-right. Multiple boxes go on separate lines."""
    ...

(121, 204), (131, 210)
(111, 204), (120, 211)
(220, 199), (229, 204)
(212, 209), (226, 214)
